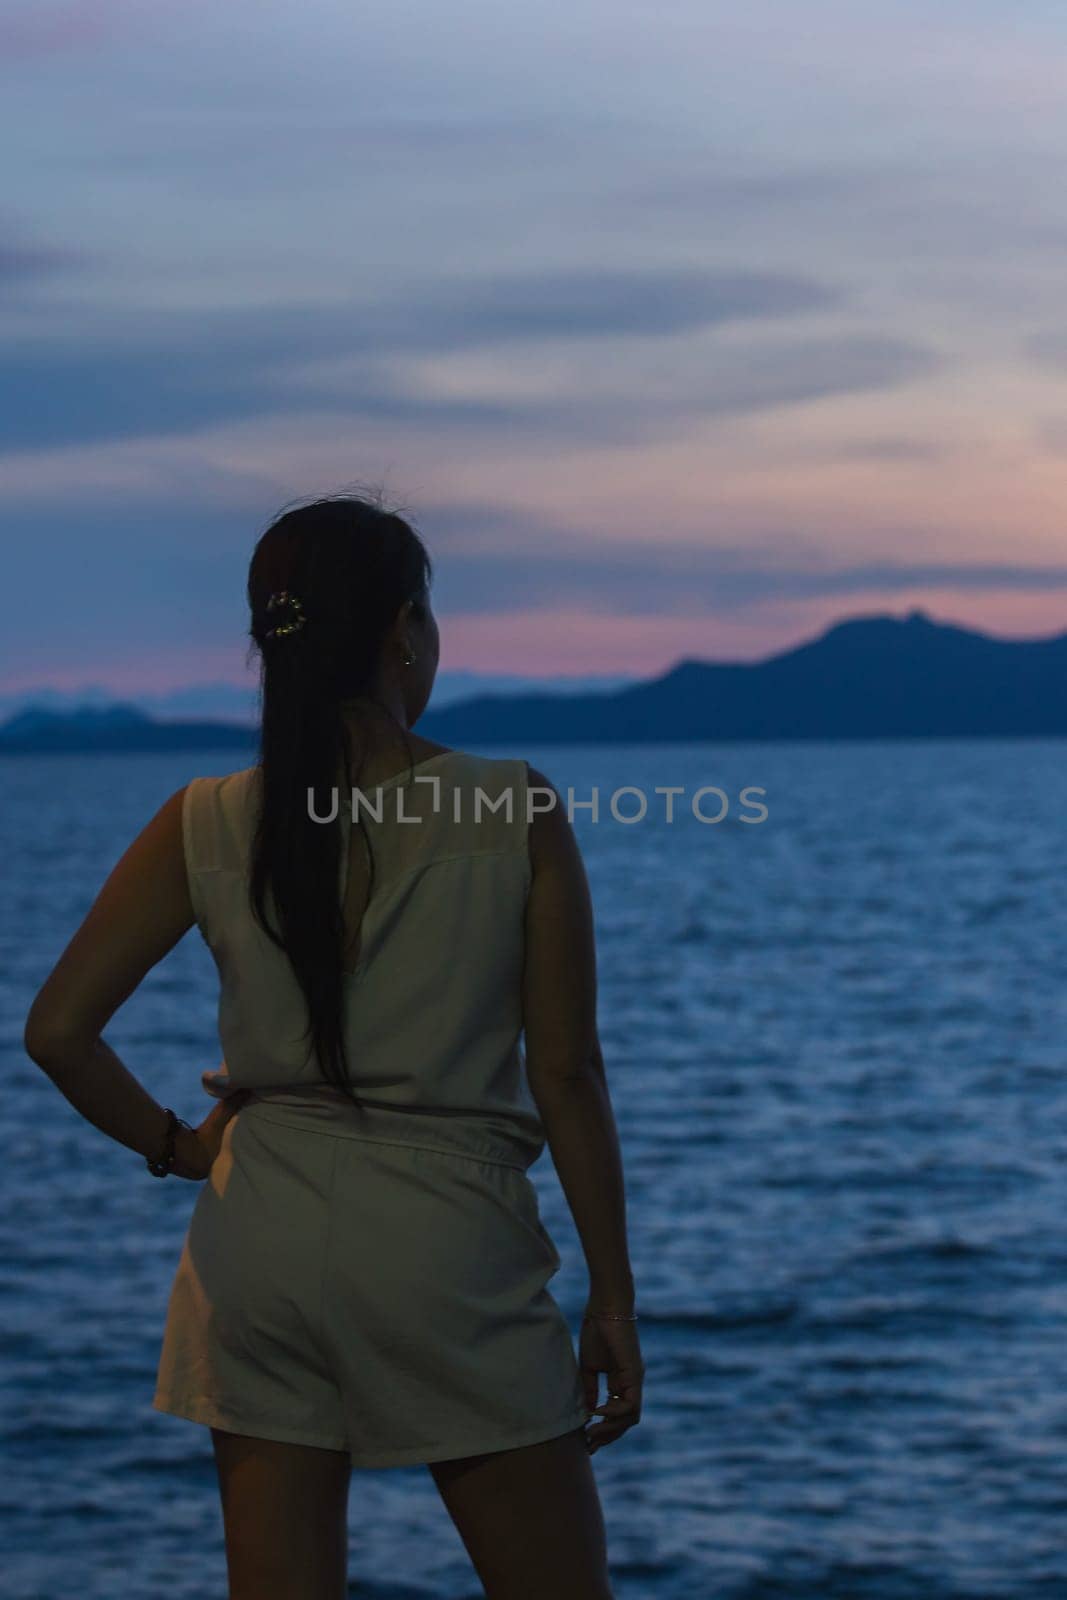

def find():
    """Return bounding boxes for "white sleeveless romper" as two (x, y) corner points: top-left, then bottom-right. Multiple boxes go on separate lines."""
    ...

(152, 749), (590, 1467)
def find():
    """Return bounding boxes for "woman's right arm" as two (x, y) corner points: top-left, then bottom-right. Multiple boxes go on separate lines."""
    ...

(520, 767), (636, 1316)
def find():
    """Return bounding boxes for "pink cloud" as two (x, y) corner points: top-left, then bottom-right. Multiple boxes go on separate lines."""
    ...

(432, 594), (1067, 677)
(3, 590), (1066, 703)
(0, 644), (255, 699)
(0, 2), (142, 61)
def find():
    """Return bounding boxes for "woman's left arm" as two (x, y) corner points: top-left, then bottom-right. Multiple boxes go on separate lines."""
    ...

(23, 784), (246, 1179)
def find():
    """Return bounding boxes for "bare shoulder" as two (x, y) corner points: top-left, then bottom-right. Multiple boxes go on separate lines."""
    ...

(523, 765), (580, 873)
(524, 763), (563, 799)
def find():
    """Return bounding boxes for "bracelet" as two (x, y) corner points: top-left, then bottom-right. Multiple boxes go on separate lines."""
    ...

(146, 1108), (191, 1177)
(583, 1309), (639, 1322)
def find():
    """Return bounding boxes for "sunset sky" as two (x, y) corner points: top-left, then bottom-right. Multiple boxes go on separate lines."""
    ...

(4, 0), (1067, 713)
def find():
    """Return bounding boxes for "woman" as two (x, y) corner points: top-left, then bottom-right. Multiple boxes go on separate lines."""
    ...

(23, 491), (643, 1600)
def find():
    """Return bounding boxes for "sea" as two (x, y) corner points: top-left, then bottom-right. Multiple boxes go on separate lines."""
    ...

(3, 738), (1067, 1600)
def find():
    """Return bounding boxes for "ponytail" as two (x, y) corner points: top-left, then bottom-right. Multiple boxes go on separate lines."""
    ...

(246, 490), (433, 1105)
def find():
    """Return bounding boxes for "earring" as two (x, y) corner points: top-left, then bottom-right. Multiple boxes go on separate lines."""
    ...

(403, 651), (416, 668)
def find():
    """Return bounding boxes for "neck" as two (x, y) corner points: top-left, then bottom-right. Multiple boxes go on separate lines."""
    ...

(339, 695), (410, 756)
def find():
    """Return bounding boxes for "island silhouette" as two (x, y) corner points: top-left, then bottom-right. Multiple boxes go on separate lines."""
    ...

(3, 609), (1065, 752)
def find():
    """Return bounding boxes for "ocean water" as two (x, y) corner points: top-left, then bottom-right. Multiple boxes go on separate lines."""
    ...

(3, 739), (1067, 1600)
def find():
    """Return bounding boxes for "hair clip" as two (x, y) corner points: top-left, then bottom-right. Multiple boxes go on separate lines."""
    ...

(264, 589), (307, 639)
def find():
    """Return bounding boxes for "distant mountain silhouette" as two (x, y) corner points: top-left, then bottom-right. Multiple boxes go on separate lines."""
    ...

(2, 610), (1066, 752)
(418, 608), (1067, 743)
(0, 704), (257, 753)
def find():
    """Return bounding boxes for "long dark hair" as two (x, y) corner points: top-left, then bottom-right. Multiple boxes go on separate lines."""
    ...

(245, 488), (434, 1106)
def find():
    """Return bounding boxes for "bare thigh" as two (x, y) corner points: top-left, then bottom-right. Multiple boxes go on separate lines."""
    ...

(211, 1428), (352, 1600)
(427, 1425), (613, 1600)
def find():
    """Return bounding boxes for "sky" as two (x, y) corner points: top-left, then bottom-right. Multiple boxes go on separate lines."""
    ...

(3, 0), (1067, 712)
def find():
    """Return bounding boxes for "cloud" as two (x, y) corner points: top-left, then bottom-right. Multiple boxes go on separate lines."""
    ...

(688, 333), (939, 419)
(1023, 331), (1067, 371)
(425, 529), (1067, 615)
(0, 228), (89, 284)
(828, 435), (948, 462)
(0, 265), (853, 453)
(0, 260), (941, 462)
(1034, 416), (1067, 454)
(416, 266), (840, 343)
(0, 2), (136, 61)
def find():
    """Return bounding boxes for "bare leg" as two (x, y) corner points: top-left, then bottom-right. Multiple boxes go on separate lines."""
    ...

(210, 1428), (352, 1600)
(427, 1425), (613, 1600)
